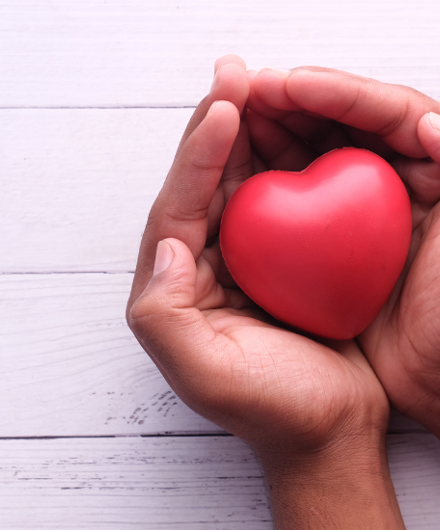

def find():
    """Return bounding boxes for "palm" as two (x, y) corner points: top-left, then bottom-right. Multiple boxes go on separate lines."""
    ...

(193, 261), (387, 451)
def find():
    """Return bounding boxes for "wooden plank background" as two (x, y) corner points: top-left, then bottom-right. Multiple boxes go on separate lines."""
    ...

(1, 0), (440, 527)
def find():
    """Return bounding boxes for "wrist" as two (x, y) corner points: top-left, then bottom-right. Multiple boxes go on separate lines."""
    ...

(255, 430), (405, 530)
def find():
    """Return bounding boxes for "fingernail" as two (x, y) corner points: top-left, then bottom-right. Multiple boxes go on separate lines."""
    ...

(429, 112), (440, 131)
(153, 240), (174, 277)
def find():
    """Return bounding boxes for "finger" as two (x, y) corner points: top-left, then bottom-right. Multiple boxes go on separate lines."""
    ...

(175, 62), (250, 158)
(279, 112), (354, 155)
(196, 254), (255, 311)
(417, 112), (440, 163)
(251, 68), (299, 111)
(279, 105), (395, 159)
(270, 108), (393, 159)
(388, 113), (440, 207)
(203, 239), (239, 288)
(250, 69), (355, 154)
(215, 54), (247, 73)
(393, 155), (440, 207)
(246, 68), (292, 120)
(247, 109), (316, 170)
(221, 112), (254, 197)
(284, 67), (440, 158)
(201, 240), (265, 311)
(341, 126), (397, 160)
(130, 100), (240, 301)
(207, 114), (254, 237)
(252, 151), (268, 174)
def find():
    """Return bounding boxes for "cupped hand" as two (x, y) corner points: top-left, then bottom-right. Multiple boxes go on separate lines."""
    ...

(249, 66), (440, 437)
(126, 57), (389, 458)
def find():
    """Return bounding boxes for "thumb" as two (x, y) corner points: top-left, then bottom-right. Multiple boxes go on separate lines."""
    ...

(144, 237), (199, 313)
(127, 238), (217, 387)
(417, 112), (440, 163)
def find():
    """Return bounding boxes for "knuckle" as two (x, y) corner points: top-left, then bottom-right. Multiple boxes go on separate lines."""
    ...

(164, 202), (208, 223)
(152, 186), (209, 224)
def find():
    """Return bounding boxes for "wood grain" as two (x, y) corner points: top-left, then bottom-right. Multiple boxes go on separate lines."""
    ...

(0, 0), (439, 107)
(0, 434), (438, 529)
(0, 273), (221, 436)
(0, 436), (269, 529)
(1, 108), (192, 273)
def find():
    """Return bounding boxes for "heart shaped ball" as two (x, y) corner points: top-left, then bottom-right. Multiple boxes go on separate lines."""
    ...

(220, 147), (412, 340)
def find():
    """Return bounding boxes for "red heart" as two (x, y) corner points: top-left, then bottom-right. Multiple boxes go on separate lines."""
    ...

(220, 148), (412, 340)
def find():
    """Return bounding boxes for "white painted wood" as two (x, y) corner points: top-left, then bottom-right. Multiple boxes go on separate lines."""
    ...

(0, 434), (437, 529)
(388, 434), (440, 530)
(0, 436), (270, 529)
(0, 272), (426, 437)
(1, 108), (192, 272)
(0, 273), (221, 436)
(0, 0), (440, 107)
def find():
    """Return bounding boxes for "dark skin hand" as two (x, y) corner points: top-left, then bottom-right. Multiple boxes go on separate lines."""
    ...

(247, 66), (440, 438)
(127, 56), (406, 529)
